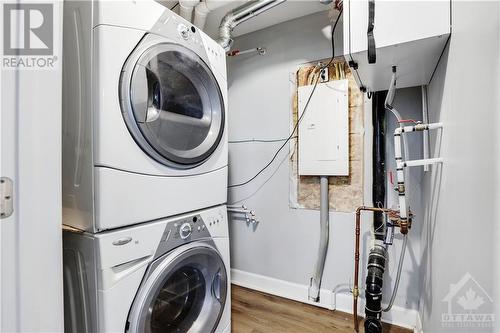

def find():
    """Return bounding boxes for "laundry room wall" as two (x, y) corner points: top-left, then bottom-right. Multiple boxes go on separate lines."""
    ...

(420, 1), (500, 331)
(227, 10), (425, 327)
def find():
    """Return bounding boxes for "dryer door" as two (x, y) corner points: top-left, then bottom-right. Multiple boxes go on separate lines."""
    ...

(120, 42), (224, 168)
(127, 243), (227, 333)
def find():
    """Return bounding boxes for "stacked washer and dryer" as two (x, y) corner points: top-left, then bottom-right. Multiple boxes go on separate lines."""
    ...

(61, 1), (230, 332)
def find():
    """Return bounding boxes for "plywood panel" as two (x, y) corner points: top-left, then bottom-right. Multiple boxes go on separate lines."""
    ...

(290, 59), (364, 212)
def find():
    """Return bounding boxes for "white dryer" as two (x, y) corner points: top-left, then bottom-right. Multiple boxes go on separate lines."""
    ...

(63, 205), (231, 333)
(62, 1), (228, 232)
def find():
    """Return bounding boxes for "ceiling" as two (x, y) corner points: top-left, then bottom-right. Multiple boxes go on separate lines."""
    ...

(157, 1), (331, 39)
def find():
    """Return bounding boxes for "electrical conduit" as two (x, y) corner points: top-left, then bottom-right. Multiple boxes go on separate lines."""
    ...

(309, 176), (329, 302)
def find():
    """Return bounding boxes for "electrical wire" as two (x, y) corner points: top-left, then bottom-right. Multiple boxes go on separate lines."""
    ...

(228, 8), (343, 189)
(228, 77), (321, 188)
(383, 70), (410, 314)
(170, 2), (179, 10)
(383, 234), (407, 312)
(229, 137), (297, 144)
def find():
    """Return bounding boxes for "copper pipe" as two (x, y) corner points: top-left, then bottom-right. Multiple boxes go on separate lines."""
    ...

(353, 206), (393, 332)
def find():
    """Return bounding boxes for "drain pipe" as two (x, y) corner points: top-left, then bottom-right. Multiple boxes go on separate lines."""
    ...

(179, 0), (200, 22)
(363, 91), (388, 333)
(308, 176), (329, 302)
(353, 206), (394, 332)
(217, 0), (287, 51)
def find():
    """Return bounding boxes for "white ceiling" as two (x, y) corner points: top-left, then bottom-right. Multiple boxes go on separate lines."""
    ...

(157, 1), (331, 40)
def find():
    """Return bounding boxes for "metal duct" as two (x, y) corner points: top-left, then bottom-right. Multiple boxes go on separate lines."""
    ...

(217, 0), (287, 51)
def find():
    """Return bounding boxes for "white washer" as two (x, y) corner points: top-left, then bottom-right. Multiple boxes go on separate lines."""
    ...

(63, 205), (231, 333)
(62, 1), (228, 232)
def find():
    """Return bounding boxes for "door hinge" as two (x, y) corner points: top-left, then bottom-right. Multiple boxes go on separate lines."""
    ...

(0, 177), (13, 219)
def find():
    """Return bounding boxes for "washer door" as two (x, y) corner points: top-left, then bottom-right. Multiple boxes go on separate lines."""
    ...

(120, 42), (224, 167)
(127, 244), (227, 333)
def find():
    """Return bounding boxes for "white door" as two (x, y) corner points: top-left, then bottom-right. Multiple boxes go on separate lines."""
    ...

(0, 1), (64, 331)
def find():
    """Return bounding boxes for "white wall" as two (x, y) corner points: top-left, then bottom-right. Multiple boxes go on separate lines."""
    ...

(227, 11), (424, 327)
(421, 1), (500, 332)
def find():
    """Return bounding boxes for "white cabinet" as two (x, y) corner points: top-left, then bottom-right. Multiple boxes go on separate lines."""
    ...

(298, 80), (349, 176)
(343, 0), (451, 92)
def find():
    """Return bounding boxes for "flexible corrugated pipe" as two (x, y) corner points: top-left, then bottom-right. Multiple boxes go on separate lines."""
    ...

(217, 0), (287, 51)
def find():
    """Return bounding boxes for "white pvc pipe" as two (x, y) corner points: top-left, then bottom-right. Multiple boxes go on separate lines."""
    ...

(193, 0), (226, 29)
(394, 122), (443, 135)
(179, 0), (200, 22)
(421, 86), (430, 172)
(393, 122), (444, 220)
(404, 158), (443, 168)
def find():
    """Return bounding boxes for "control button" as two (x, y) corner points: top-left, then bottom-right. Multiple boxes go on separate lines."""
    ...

(177, 24), (189, 40)
(179, 222), (192, 239)
(197, 226), (201, 231)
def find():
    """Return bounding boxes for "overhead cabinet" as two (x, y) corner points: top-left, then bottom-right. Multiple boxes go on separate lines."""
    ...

(343, 0), (451, 92)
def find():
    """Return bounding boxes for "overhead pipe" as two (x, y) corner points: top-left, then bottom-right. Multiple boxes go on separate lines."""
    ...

(179, 0), (200, 22)
(193, 0), (226, 29)
(308, 176), (330, 302)
(217, 0), (287, 51)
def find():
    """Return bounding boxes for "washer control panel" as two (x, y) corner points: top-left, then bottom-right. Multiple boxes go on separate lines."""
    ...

(171, 214), (208, 241)
(154, 212), (213, 259)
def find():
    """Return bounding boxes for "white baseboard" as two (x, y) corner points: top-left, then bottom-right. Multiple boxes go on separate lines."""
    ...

(231, 268), (419, 330)
(414, 312), (423, 333)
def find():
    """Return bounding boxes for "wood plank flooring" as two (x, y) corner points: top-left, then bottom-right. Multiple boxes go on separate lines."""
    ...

(231, 285), (412, 333)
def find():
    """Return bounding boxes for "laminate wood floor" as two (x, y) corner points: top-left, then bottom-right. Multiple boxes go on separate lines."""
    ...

(231, 285), (412, 333)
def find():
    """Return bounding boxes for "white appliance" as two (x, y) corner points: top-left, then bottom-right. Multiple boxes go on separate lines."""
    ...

(62, 1), (228, 232)
(63, 205), (231, 333)
(343, 0), (450, 91)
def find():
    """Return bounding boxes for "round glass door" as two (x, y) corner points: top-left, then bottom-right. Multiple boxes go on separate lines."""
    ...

(127, 245), (227, 333)
(120, 42), (224, 167)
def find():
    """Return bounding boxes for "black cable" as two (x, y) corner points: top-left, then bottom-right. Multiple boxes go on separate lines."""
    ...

(324, 7), (343, 68)
(228, 78), (321, 189)
(170, 2), (179, 10)
(229, 136), (298, 144)
(228, 8), (343, 189)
